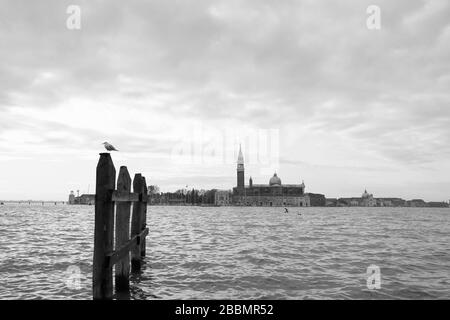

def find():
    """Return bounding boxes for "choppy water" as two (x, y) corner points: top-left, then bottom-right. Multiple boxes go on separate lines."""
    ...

(0, 204), (449, 299)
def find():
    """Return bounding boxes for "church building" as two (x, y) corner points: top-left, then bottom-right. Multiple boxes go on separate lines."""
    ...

(232, 145), (310, 206)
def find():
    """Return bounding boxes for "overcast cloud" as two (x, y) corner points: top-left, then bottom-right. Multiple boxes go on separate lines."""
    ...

(0, 0), (449, 201)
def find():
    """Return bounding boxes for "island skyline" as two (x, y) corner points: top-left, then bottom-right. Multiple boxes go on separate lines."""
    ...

(2, 146), (449, 205)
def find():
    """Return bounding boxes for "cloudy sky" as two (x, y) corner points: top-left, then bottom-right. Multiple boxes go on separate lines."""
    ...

(1, 0), (449, 201)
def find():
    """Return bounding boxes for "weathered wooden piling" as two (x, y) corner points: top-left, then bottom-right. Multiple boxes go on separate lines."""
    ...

(131, 174), (144, 272)
(93, 153), (116, 300)
(92, 153), (149, 300)
(141, 177), (148, 258)
(114, 166), (132, 291)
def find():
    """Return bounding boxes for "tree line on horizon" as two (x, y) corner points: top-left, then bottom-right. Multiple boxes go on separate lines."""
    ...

(147, 185), (225, 205)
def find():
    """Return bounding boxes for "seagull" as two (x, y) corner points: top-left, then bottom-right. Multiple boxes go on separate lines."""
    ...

(102, 142), (119, 151)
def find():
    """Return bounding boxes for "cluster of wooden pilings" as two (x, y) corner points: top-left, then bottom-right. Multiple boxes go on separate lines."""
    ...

(93, 153), (149, 300)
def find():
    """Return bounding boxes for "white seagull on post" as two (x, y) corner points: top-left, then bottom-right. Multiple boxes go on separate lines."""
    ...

(102, 142), (119, 151)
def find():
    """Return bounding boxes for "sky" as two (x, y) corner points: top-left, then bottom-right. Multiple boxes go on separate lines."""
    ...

(0, 0), (449, 201)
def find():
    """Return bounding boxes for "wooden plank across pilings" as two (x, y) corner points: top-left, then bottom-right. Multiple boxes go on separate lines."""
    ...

(114, 166), (132, 292)
(93, 153), (116, 300)
(108, 228), (149, 268)
(112, 190), (141, 202)
(112, 190), (147, 202)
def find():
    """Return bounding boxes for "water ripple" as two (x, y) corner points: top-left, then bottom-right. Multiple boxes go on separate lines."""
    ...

(0, 205), (449, 299)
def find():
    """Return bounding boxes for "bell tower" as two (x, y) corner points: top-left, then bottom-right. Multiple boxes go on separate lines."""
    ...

(237, 144), (245, 189)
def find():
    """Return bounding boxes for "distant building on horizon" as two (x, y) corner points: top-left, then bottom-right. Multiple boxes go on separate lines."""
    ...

(68, 192), (95, 205)
(336, 190), (386, 207)
(327, 190), (448, 208)
(231, 145), (310, 207)
(361, 189), (377, 207)
(68, 191), (75, 204)
(215, 190), (231, 206)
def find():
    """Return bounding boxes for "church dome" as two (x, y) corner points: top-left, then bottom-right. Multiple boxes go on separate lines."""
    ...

(362, 189), (371, 198)
(269, 173), (282, 186)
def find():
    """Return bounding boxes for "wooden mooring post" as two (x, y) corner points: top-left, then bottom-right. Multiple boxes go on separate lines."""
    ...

(93, 153), (149, 300)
